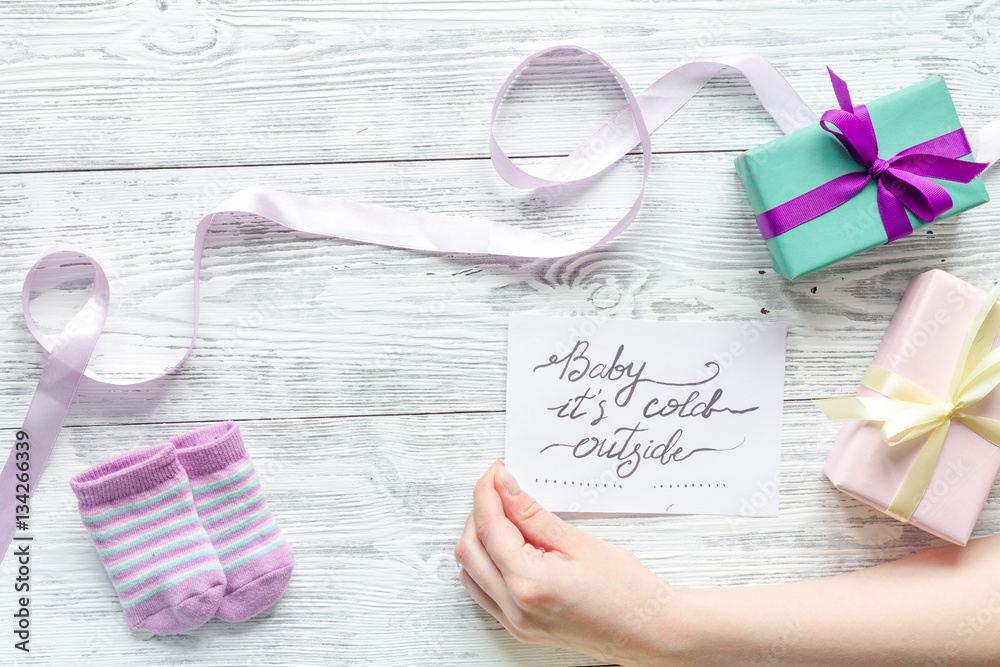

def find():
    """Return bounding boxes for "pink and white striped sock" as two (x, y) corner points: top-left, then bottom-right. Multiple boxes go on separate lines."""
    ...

(70, 443), (226, 634)
(172, 421), (293, 622)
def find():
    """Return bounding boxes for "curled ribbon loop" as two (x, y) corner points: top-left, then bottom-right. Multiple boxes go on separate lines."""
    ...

(815, 281), (1000, 521)
(755, 69), (989, 242)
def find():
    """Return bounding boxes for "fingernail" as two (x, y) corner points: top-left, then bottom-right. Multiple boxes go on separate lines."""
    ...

(500, 467), (521, 496)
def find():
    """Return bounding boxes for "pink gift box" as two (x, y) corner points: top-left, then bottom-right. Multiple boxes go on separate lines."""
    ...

(824, 269), (1000, 545)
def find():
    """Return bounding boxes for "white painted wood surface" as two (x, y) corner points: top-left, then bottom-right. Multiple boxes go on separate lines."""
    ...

(1, 2), (999, 665)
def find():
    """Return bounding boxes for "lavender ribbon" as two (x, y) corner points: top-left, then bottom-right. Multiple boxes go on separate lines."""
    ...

(0, 250), (108, 561)
(756, 69), (988, 241)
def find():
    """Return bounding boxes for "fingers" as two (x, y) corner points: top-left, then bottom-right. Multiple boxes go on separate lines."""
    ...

(459, 568), (534, 644)
(455, 513), (511, 608)
(496, 466), (580, 555)
(458, 568), (504, 622)
(471, 461), (532, 576)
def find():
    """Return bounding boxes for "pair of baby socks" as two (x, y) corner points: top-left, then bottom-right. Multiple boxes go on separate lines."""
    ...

(69, 421), (293, 634)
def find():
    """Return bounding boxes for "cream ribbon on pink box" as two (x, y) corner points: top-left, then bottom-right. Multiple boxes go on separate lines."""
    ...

(816, 281), (1000, 523)
(3, 46), (1000, 563)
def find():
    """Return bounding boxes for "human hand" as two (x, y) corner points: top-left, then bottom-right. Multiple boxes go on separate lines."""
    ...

(454, 461), (682, 665)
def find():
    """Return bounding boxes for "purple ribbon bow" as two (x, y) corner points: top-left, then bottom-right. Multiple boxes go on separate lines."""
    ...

(756, 69), (988, 241)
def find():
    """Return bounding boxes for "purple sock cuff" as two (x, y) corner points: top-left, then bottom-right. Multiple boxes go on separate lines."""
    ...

(70, 442), (185, 508)
(172, 421), (249, 477)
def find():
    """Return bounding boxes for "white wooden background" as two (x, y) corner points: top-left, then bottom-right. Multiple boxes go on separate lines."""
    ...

(1, 2), (999, 665)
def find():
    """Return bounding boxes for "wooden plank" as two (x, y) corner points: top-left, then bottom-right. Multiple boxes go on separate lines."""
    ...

(1, 1), (998, 172)
(3, 405), (992, 665)
(2, 153), (998, 426)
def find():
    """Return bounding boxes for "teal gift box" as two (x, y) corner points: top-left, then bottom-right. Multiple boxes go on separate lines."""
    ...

(735, 75), (990, 280)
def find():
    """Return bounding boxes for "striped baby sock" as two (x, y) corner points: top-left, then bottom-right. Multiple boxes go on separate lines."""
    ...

(70, 443), (226, 634)
(172, 421), (293, 622)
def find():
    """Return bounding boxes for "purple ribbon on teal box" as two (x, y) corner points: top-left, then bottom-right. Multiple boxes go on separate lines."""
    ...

(756, 69), (988, 244)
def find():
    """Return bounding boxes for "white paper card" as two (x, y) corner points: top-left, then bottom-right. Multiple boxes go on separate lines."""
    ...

(505, 315), (787, 516)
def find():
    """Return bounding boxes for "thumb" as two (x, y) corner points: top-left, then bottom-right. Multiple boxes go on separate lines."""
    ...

(496, 466), (580, 554)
